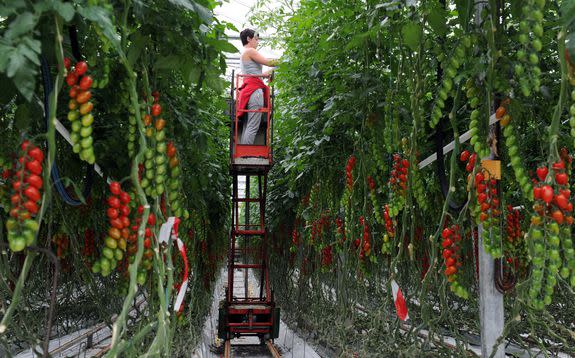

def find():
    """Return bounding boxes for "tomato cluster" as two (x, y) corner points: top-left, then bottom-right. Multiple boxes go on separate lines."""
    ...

(514, 0), (544, 96)
(141, 95), (168, 198)
(430, 36), (471, 128)
(381, 205), (394, 255)
(501, 106), (533, 200)
(321, 245), (333, 268)
(52, 233), (69, 259)
(475, 171), (502, 257)
(65, 59), (96, 164)
(387, 153), (408, 217)
(466, 79), (489, 159)
(528, 160), (575, 308)
(82, 229), (96, 264)
(356, 216), (371, 260)
(5, 141), (43, 252)
(345, 155), (356, 190)
(130, 206), (157, 285)
(441, 225), (468, 299)
(335, 217), (346, 245)
(166, 141), (186, 218)
(92, 181), (132, 277)
(505, 205), (522, 245)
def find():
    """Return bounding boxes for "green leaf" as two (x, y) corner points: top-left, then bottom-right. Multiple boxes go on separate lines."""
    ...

(127, 33), (147, 67)
(401, 22), (422, 51)
(428, 6), (447, 36)
(561, 2), (575, 26)
(154, 55), (182, 70)
(167, 0), (213, 23)
(54, 1), (75, 22)
(17, 42), (40, 66)
(210, 39), (238, 53)
(12, 67), (36, 101)
(6, 49), (26, 78)
(14, 103), (31, 130)
(77, 6), (122, 56)
(454, 0), (473, 28)
(5, 12), (38, 40)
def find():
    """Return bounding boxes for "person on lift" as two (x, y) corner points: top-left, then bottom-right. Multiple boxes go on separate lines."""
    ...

(238, 29), (277, 145)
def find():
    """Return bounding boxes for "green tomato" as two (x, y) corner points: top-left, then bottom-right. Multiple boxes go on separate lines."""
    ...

(80, 126), (93, 138)
(68, 110), (79, 121)
(9, 236), (26, 252)
(23, 229), (35, 245)
(549, 222), (560, 234)
(102, 247), (115, 260)
(92, 261), (101, 273)
(137, 271), (147, 285)
(155, 155), (166, 165)
(81, 136), (93, 149)
(81, 113), (94, 126)
(114, 248), (124, 261)
(105, 236), (118, 249)
(72, 120), (82, 132)
(155, 130), (166, 142)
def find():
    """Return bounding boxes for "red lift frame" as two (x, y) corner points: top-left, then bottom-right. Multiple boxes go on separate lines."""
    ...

(219, 71), (280, 346)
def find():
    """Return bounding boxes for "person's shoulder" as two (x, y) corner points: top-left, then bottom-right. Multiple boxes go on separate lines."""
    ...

(244, 48), (258, 55)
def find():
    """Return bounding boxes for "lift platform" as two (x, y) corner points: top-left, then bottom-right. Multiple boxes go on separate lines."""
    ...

(219, 71), (281, 355)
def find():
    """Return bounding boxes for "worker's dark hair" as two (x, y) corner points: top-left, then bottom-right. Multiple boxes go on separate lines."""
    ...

(240, 28), (257, 46)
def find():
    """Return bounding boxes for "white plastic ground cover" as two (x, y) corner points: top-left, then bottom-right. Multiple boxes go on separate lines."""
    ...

(191, 266), (322, 358)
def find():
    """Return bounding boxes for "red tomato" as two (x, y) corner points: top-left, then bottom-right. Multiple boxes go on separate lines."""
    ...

(111, 218), (124, 229)
(69, 85), (80, 98)
(536, 166), (548, 181)
(28, 147), (44, 163)
(79, 75), (93, 90)
(63, 57), (72, 70)
(445, 266), (457, 276)
(533, 186), (542, 200)
(26, 160), (43, 175)
(108, 196), (121, 209)
(20, 140), (31, 152)
(145, 227), (152, 238)
(66, 72), (78, 86)
(26, 174), (43, 189)
(24, 186), (41, 202)
(75, 61), (88, 75)
(76, 90), (92, 104)
(541, 185), (554, 204)
(460, 150), (470, 162)
(120, 205), (130, 216)
(151, 103), (162, 117)
(23, 200), (39, 214)
(12, 180), (22, 191)
(555, 194), (569, 210)
(109, 181), (122, 195)
(442, 239), (453, 248)
(107, 207), (119, 219)
(119, 191), (131, 204)
(147, 213), (156, 226)
(10, 194), (21, 205)
(556, 173), (568, 186)
(552, 210), (564, 224)
(121, 216), (130, 228)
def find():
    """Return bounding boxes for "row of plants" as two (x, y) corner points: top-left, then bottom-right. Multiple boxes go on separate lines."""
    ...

(0, 0), (233, 356)
(254, 0), (575, 355)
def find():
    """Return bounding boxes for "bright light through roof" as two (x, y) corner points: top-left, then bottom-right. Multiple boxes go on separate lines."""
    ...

(214, 0), (284, 80)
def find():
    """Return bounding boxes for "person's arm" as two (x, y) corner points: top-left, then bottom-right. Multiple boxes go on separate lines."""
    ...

(246, 48), (277, 67)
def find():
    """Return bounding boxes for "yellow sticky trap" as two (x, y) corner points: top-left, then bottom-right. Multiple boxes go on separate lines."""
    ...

(481, 160), (501, 180)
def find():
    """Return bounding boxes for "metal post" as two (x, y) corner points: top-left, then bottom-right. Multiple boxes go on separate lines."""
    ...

(478, 224), (504, 357)
(475, 2), (504, 357)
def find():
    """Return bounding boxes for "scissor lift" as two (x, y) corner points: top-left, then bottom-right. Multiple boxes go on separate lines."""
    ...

(218, 71), (280, 355)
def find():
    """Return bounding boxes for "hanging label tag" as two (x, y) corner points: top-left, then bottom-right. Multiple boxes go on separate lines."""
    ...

(481, 160), (501, 180)
(158, 217), (176, 244)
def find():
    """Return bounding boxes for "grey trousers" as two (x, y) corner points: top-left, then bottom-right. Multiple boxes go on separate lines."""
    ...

(241, 89), (264, 145)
